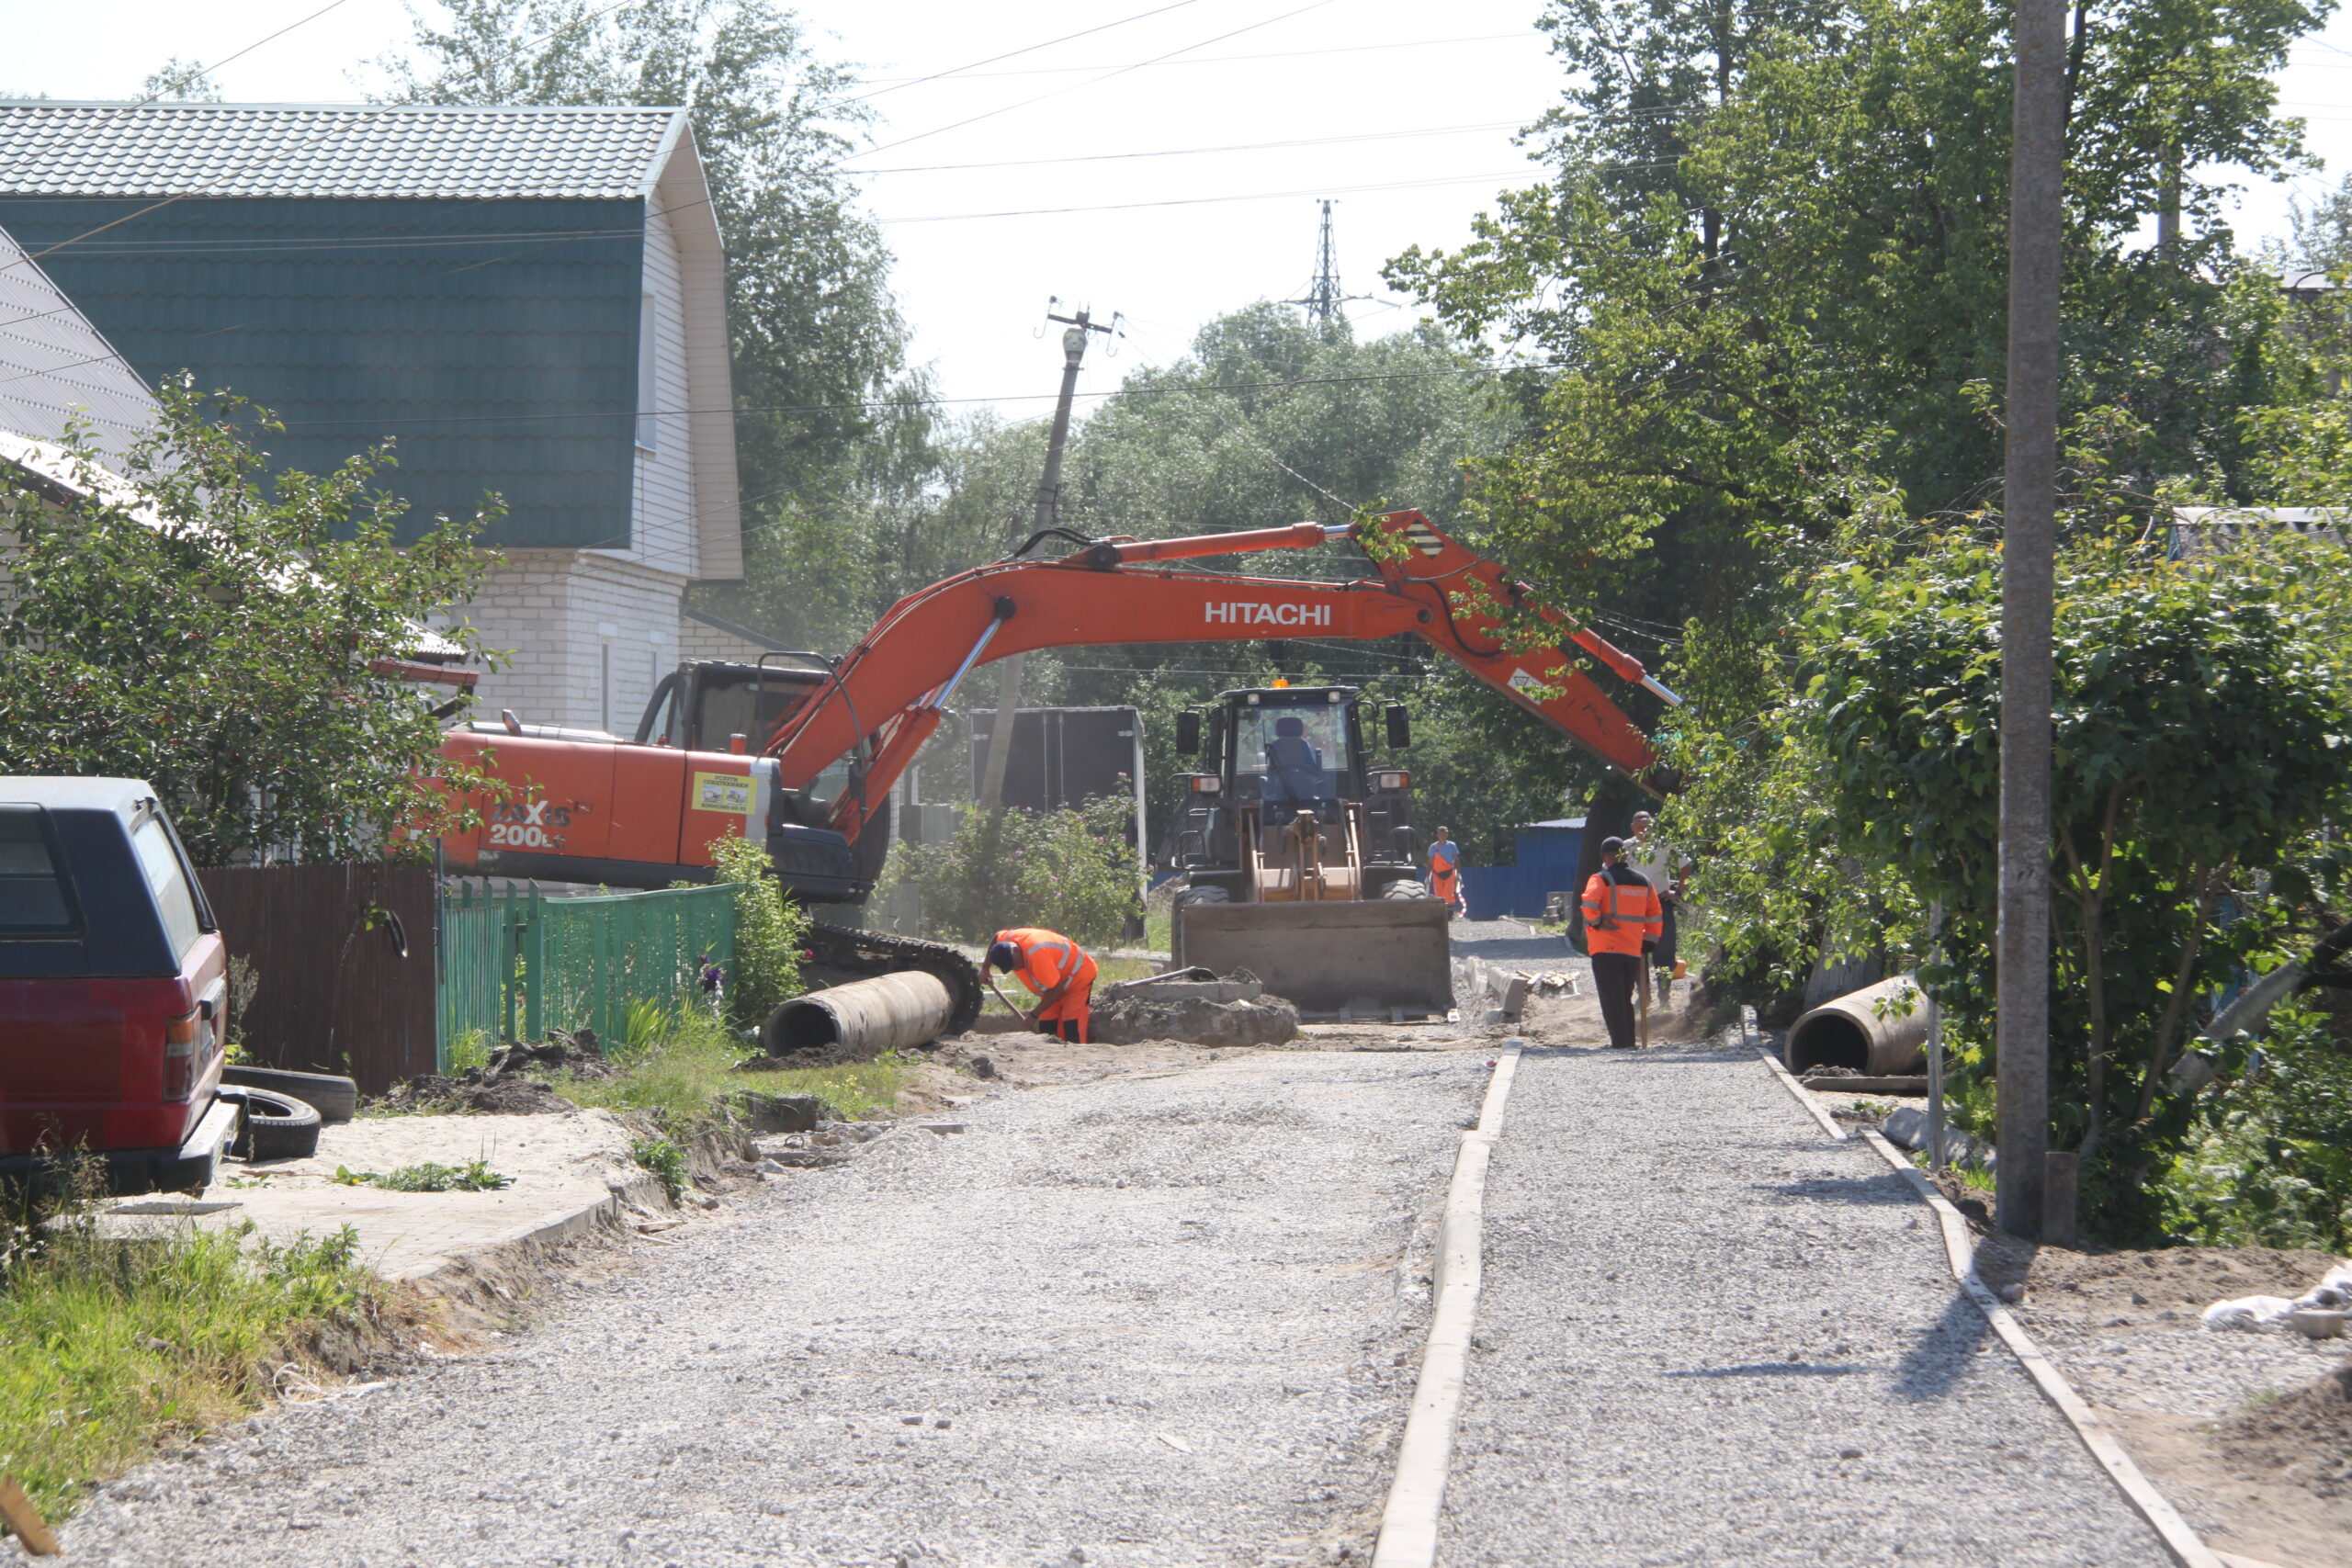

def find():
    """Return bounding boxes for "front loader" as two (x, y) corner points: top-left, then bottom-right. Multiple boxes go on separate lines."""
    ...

(1159, 684), (1452, 1019)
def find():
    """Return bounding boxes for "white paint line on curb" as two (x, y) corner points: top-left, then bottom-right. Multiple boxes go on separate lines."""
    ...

(1369, 1040), (1522, 1568)
(1769, 1052), (2222, 1568)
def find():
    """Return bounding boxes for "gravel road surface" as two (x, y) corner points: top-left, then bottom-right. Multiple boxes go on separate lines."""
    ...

(1439, 1042), (2174, 1567)
(69, 1050), (1487, 1567)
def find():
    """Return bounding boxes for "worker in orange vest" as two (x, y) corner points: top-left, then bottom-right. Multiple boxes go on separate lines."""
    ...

(1425, 825), (1466, 919)
(983, 927), (1100, 1043)
(1580, 835), (1663, 1049)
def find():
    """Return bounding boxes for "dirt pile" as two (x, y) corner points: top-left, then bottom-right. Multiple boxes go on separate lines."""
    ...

(2221, 1356), (2352, 1497)
(1977, 1241), (2342, 1323)
(1091, 972), (1300, 1048)
(371, 1030), (613, 1115)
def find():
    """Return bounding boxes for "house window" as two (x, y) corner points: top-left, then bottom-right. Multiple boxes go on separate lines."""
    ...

(636, 290), (659, 452)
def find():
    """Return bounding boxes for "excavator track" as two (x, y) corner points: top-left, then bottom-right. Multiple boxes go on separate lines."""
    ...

(803, 923), (984, 1039)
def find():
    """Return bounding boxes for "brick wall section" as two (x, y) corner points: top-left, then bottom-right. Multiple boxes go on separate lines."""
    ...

(449, 551), (684, 734)
(675, 615), (773, 665)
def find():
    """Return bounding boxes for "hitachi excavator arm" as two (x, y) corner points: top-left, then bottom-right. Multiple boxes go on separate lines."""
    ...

(763, 510), (1675, 842)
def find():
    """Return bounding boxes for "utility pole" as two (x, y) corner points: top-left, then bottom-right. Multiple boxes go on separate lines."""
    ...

(976, 300), (1116, 811)
(1996, 0), (2064, 1240)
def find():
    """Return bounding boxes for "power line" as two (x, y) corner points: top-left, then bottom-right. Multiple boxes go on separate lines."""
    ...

(876, 166), (1583, 224)
(854, 31), (1532, 86)
(854, 119), (1525, 175)
(263, 364), (1510, 431)
(847, 0), (1342, 163)
(845, 0), (1210, 102)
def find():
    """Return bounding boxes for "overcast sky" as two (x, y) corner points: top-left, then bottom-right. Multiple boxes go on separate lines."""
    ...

(8, 0), (2352, 420)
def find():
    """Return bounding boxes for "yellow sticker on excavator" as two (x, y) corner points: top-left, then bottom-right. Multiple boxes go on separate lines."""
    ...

(692, 771), (753, 815)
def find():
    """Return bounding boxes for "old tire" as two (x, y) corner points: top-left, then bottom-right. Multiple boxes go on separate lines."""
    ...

(220, 1065), (356, 1124)
(224, 1087), (322, 1163)
(1382, 879), (1431, 899)
(1176, 885), (1231, 908)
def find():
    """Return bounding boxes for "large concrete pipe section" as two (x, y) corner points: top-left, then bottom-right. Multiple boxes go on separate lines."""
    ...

(1786, 975), (1929, 1076)
(763, 971), (956, 1059)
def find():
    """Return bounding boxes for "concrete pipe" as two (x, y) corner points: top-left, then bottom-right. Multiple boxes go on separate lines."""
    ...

(1786, 974), (1929, 1077)
(763, 971), (956, 1059)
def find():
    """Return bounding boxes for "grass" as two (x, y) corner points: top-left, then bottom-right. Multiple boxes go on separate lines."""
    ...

(539, 1003), (908, 1125)
(328, 1160), (511, 1192)
(0, 1189), (381, 1529)
(1144, 905), (1173, 953)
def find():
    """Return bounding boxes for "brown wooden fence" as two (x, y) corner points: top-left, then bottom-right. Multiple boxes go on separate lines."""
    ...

(196, 863), (437, 1094)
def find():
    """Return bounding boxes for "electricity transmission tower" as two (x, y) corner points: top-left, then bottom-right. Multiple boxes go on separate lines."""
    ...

(1286, 200), (1369, 333)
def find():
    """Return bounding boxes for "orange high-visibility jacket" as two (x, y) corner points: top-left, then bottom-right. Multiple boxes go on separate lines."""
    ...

(1580, 869), (1662, 956)
(992, 927), (1098, 1018)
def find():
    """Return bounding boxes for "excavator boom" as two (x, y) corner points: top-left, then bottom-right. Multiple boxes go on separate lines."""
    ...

(764, 510), (1666, 842)
(436, 511), (1668, 904)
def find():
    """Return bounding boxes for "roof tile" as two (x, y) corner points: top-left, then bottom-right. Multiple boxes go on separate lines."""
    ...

(0, 103), (683, 200)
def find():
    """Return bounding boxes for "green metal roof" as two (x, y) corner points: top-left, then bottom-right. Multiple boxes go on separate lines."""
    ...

(0, 103), (684, 200)
(0, 105), (693, 549)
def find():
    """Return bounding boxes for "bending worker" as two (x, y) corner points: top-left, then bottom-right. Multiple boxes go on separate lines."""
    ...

(983, 927), (1099, 1043)
(1580, 835), (1663, 1050)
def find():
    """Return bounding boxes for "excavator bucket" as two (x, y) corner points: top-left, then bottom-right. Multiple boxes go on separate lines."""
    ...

(1172, 898), (1453, 1019)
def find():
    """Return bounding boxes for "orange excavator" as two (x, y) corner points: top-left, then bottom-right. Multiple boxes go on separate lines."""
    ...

(435, 509), (1675, 1021)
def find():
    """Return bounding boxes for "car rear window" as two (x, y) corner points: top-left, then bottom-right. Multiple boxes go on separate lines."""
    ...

(130, 815), (204, 958)
(0, 805), (79, 935)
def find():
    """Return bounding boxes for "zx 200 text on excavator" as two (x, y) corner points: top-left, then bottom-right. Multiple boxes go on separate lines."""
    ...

(435, 510), (1676, 1028)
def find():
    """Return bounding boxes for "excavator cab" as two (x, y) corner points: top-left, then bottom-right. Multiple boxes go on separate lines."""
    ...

(1162, 687), (1452, 1018)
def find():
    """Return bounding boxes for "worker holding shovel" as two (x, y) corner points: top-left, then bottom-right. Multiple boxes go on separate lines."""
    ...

(983, 928), (1100, 1043)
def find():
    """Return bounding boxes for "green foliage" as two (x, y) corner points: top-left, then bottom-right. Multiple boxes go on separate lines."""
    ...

(1388, 0), (2333, 753)
(2162, 1004), (2352, 1250)
(0, 384), (496, 865)
(444, 1030), (493, 1075)
(328, 1160), (511, 1192)
(880, 796), (1139, 949)
(707, 833), (808, 1032)
(0, 1213), (374, 1525)
(543, 1002), (905, 1128)
(628, 1135), (689, 1206)
(1800, 525), (2352, 1232)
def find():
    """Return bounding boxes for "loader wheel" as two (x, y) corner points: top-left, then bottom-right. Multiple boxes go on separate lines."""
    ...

(1176, 885), (1230, 908)
(1382, 879), (1431, 899)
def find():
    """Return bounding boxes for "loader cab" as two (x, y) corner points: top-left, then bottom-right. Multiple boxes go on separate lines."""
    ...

(1162, 686), (1419, 897)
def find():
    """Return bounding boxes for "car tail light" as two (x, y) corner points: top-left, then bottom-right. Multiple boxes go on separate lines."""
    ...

(163, 1010), (209, 1101)
(1188, 776), (1221, 794)
(1376, 771), (1409, 791)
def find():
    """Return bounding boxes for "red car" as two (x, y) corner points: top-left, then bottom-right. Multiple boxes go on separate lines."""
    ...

(0, 778), (235, 1193)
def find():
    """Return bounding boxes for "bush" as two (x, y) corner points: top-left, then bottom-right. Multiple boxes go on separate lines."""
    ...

(2162, 1004), (2352, 1251)
(707, 834), (809, 1033)
(880, 795), (1139, 948)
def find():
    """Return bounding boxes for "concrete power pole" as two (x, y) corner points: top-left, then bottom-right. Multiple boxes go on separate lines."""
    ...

(976, 302), (1115, 811)
(1996, 0), (2064, 1240)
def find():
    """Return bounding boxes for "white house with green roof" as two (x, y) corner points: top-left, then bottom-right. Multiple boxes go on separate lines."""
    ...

(0, 101), (744, 735)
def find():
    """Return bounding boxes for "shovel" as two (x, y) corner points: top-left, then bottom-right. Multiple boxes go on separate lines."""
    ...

(986, 976), (1038, 1030)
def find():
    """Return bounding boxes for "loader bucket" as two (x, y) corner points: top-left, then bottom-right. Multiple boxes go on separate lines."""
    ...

(1172, 898), (1453, 1019)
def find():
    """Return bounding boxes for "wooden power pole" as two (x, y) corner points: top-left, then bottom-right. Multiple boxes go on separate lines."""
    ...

(1997, 0), (2064, 1239)
(976, 302), (1115, 811)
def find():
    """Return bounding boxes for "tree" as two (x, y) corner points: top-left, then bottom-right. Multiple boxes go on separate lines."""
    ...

(0, 384), (497, 866)
(1804, 513), (2352, 1235)
(1388, 0), (2331, 734)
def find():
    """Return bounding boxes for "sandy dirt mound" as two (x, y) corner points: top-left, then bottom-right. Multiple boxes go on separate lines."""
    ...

(1090, 992), (1300, 1048)
(1976, 1240), (2341, 1322)
(2221, 1356), (2352, 1498)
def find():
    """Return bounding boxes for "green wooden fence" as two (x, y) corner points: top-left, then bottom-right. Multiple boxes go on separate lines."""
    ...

(437, 882), (737, 1066)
